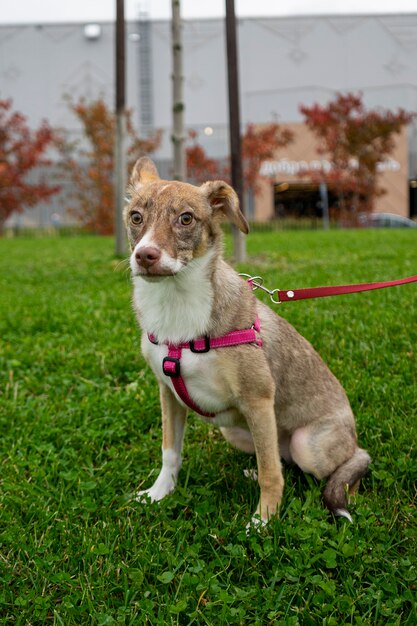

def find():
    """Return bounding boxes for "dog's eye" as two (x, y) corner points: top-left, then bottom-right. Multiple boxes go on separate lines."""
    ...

(130, 211), (143, 225)
(179, 212), (193, 226)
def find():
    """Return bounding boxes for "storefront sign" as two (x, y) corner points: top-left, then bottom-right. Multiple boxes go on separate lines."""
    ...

(260, 158), (401, 177)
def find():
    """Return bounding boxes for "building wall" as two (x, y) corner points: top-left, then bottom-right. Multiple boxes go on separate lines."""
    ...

(239, 15), (417, 127)
(1, 14), (417, 225)
(0, 22), (140, 132)
(146, 15), (417, 129)
(2, 15), (417, 143)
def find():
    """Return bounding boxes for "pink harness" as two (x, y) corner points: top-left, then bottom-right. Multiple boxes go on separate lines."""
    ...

(148, 315), (262, 417)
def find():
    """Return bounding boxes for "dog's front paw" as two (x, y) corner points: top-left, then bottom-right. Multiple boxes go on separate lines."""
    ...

(136, 470), (176, 503)
(245, 514), (268, 534)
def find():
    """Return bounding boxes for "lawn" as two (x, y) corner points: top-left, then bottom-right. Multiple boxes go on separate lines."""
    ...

(0, 229), (416, 625)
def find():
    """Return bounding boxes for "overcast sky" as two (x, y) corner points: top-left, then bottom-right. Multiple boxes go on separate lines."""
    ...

(1, 0), (417, 24)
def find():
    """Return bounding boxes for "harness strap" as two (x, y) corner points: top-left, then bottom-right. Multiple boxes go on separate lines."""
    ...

(150, 315), (262, 418)
(162, 345), (214, 416)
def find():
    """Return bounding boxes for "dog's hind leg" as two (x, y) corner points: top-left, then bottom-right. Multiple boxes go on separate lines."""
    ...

(137, 384), (187, 503)
(220, 427), (255, 454)
(289, 421), (371, 520)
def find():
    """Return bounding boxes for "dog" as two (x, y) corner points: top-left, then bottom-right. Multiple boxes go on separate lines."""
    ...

(123, 157), (371, 525)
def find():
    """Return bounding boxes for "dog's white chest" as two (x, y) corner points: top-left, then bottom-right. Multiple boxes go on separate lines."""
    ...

(132, 253), (215, 345)
(134, 253), (244, 425)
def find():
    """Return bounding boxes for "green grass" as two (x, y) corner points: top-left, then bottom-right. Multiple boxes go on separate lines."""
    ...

(0, 230), (416, 625)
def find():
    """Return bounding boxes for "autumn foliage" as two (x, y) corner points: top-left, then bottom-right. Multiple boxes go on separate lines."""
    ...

(0, 99), (59, 233)
(241, 123), (294, 194)
(186, 123), (293, 193)
(185, 130), (221, 184)
(300, 92), (415, 218)
(56, 98), (161, 234)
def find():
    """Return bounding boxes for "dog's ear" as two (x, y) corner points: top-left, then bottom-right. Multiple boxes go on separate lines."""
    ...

(130, 157), (160, 188)
(200, 180), (249, 234)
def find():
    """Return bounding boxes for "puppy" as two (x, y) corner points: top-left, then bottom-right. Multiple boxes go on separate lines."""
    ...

(124, 157), (370, 524)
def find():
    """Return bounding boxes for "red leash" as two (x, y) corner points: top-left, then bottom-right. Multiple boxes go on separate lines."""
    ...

(241, 274), (417, 304)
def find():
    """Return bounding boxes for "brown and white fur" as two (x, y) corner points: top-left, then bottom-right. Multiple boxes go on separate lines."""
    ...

(124, 157), (371, 525)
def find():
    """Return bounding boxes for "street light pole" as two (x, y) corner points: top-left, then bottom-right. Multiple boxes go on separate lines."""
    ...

(115, 0), (127, 256)
(225, 0), (246, 262)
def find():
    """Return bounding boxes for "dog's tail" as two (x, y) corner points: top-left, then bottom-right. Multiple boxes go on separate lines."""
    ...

(323, 447), (371, 522)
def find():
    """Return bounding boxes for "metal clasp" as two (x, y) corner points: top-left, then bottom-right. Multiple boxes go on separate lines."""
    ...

(240, 274), (281, 305)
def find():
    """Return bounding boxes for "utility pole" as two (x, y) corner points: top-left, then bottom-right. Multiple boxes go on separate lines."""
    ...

(171, 0), (186, 181)
(225, 0), (246, 262)
(115, 0), (127, 256)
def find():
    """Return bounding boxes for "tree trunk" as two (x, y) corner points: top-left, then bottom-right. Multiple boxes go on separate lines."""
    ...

(171, 0), (186, 181)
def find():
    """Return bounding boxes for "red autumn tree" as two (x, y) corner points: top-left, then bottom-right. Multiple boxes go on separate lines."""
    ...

(56, 98), (161, 234)
(241, 122), (294, 194)
(300, 92), (415, 219)
(186, 130), (222, 184)
(186, 122), (293, 193)
(0, 98), (59, 234)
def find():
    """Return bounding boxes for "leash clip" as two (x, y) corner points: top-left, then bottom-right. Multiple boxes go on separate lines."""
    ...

(269, 289), (281, 304)
(240, 273), (281, 305)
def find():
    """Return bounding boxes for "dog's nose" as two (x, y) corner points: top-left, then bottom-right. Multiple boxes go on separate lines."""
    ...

(135, 246), (161, 268)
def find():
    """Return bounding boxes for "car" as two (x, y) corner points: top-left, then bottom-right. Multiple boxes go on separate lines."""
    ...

(358, 212), (417, 228)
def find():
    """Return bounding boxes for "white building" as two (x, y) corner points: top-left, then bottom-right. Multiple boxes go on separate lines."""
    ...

(1, 13), (417, 225)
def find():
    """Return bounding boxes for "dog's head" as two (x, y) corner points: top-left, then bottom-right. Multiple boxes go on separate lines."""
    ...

(124, 157), (249, 279)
